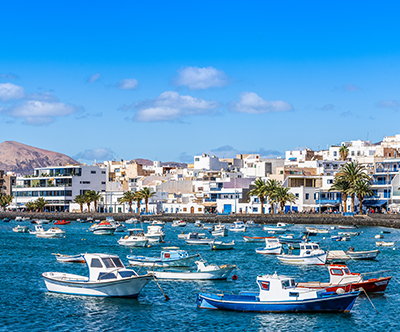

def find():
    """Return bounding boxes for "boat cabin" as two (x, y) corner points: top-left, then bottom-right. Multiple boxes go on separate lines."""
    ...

(299, 242), (323, 256)
(265, 237), (280, 247)
(86, 253), (137, 281)
(161, 250), (190, 261)
(328, 264), (362, 284)
(127, 228), (145, 237)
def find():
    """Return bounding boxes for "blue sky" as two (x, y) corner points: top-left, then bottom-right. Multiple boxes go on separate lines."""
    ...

(1, 1), (400, 163)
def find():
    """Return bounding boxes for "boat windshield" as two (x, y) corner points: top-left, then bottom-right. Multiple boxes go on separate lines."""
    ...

(312, 245), (319, 250)
(111, 257), (124, 268)
(343, 268), (350, 274)
(281, 279), (295, 289)
(102, 257), (116, 268)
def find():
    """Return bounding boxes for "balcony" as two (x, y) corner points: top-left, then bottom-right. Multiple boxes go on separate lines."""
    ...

(13, 184), (72, 189)
(315, 199), (341, 204)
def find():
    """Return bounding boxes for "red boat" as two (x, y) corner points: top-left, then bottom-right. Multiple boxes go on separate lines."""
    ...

(296, 264), (391, 293)
(54, 219), (71, 225)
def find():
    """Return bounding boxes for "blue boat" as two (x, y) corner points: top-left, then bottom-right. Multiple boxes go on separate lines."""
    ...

(197, 273), (360, 313)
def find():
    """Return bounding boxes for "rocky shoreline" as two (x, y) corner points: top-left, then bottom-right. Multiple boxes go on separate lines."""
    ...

(2, 211), (400, 229)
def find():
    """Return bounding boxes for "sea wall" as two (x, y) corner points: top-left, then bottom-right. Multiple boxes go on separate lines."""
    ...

(2, 211), (400, 229)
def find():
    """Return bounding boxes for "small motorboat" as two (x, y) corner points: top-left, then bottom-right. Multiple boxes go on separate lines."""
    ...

(2, 217), (10, 222)
(185, 232), (214, 245)
(345, 247), (380, 260)
(53, 253), (86, 263)
(115, 223), (127, 233)
(127, 250), (200, 267)
(54, 219), (71, 225)
(145, 225), (165, 243)
(211, 222), (228, 236)
(338, 232), (360, 237)
(331, 235), (343, 241)
(194, 220), (203, 227)
(117, 229), (149, 247)
(306, 227), (329, 234)
(151, 220), (166, 226)
(172, 220), (187, 227)
(93, 221), (116, 235)
(149, 261), (236, 280)
(256, 237), (282, 255)
(43, 253), (152, 297)
(126, 218), (139, 224)
(376, 241), (395, 247)
(34, 226), (65, 238)
(229, 220), (246, 232)
(178, 232), (206, 240)
(243, 236), (269, 243)
(245, 220), (260, 228)
(297, 264), (391, 293)
(12, 225), (29, 233)
(15, 216), (23, 222)
(210, 240), (235, 250)
(278, 234), (304, 248)
(338, 225), (358, 229)
(302, 230), (317, 236)
(277, 242), (327, 265)
(31, 219), (50, 224)
(375, 234), (384, 239)
(197, 273), (360, 313)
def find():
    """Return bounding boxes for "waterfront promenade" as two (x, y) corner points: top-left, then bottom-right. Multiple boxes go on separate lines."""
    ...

(2, 211), (400, 228)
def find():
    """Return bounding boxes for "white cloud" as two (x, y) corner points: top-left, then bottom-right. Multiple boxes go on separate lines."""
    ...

(87, 73), (101, 83)
(116, 78), (139, 90)
(122, 91), (220, 122)
(74, 147), (115, 162)
(0, 83), (25, 101)
(376, 100), (400, 110)
(230, 92), (293, 114)
(173, 66), (229, 90)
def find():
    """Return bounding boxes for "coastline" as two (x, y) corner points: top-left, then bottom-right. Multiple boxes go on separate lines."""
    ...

(2, 211), (400, 228)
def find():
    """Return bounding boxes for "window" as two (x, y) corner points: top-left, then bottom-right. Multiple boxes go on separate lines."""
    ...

(305, 193), (309, 200)
(289, 292), (299, 297)
(260, 281), (270, 290)
(330, 268), (344, 276)
(90, 258), (102, 268)
(91, 171), (96, 174)
(101, 182), (106, 185)
(198, 208), (202, 212)
(111, 257), (124, 268)
(351, 151), (355, 156)
(295, 193), (299, 198)
(333, 151), (337, 156)
(281, 280), (291, 289)
(195, 158), (200, 161)
(327, 179), (333, 184)
(183, 208), (187, 212)
(252, 207), (258, 212)
(102, 257), (115, 268)
(80, 181), (90, 184)
(101, 171), (106, 174)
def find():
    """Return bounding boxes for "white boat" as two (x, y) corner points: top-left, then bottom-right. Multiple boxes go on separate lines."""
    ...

(210, 240), (235, 250)
(338, 225), (358, 229)
(149, 261), (236, 280)
(255, 237), (282, 255)
(229, 220), (246, 232)
(211, 222), (228, 237)
(93, 221), (116, 235)
(178, 232), (206, 240)
(243, 236), (269, 243)
(345, 248), (380, 260)
(186, 232), (214, 245)
(22, 217), (31, 221)
(277, 242), (327, 265)
(33, 219), (50, 225)
(172, 220), (187, 227)
(245, 220), (260, 228)
(306, 227), (329, 234)
(263, 222), (292, 233)
(145, 225), (165, 243)
(127, 250), (200, 267)
(43, 253), (152, 297)
(118, 229), (149, 247)
(15, 216), (23, 222)
(12, 225), (29, 233)
(115, 223), (127, 233)
(151, 220), (166, 226)
(54, 253), (85, 263)
(375, 234), (384, 239)
(338, 232), (360, 236)
(376, 241), (395, 247)
(35, 226), (65, 238)
(194, 220), (203, 227)
(125, 218), (139, 224)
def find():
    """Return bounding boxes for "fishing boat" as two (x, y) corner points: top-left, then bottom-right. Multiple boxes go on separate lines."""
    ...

(151, 220), (166, 226)
(263, 225), (287, 233)
(145, 225), (165, 243)
(245, 220), (260, 228)
(117, 229), (149, 247)
(338, 231), (360, 237)
(127, 250), (200, 267)
(172, 220), (187, 227)
(278, 234), (304, 248)
(2, 217), (10, 222)
(54, 219), (71, 225)
(53, 253), (86, 263)
(43, 253), (152, 297)
(345, 247), (380, 260)
(149, 261), (236, 280)
(197, 273), (360, 313)
(211, 222), (228, 236)
(256, 237), (282, 255)
(210, 240), (235, 250)
(331, 235), (343, 241)
(15, 216), (23, 221)
(296, 264), (391, 293)
(376, 241), (395, 247)
(306, 227), (329, 234)
(125, 218), (139, 224)
(35, 226), (65, 238)
(178, 232), (206, 240)
(93, 221), (116, 235)
(338, 225), (358, 229)
(194, 220), (203, 227)
(277, 242), (327, 265)
(229, 220), (246, 232)
(243, 236), (269, 243)
(32, 219), (50, 224)
(185, 232), (214, 245)
(12, 225), (29, 233)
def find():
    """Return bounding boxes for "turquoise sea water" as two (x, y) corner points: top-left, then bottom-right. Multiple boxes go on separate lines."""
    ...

(1, 220), (399, 332)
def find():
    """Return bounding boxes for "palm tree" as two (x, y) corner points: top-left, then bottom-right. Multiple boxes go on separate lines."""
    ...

(248, 179), (267, 214)
(348, 179), (375, 215)
(34, 197), (47, 212)
(335, 162), (370, 212)
(87, 190), (102, 212)
(140, 187), (156, 213)
(83, 192), (92, 212)
(25, 201), (35, 212)
(118, 191), (136, 213)
(328, 179), (351, 212)
(0, 194), (13, 211)
(265, 179), (280, 214)
(133, 191), (143, 213)
(273, 186), (297, 214)
(339, 145), (349, 161)
(74, 194), (86, 213)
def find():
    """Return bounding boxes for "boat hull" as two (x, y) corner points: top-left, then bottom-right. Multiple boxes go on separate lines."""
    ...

(118, 239), (149, 247)
(277, 253), (327, 265)
(197, 292), (359, 313)
(42, 272), (151, 297)
(255, 247), (281, 255)
(346, 250), (380, 260)
(243, 236), (268, 243)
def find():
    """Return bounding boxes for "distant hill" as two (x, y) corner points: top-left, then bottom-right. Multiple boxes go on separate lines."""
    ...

(0, 141), (78, 175)
(131, 158), (187, 168)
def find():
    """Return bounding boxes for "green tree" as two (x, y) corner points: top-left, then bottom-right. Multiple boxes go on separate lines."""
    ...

(349, 179), (375, 215)
(265, 179), (280, 214)
(0, 194), (13, 211)
(87, 190), (102, 212)
(273, 186), (297, 214)
(34, 197), (47, 212)
(134, 191), (143, 213)
(335, 162), (370, 212)
(248, 179), (267, 214)
(74, 194), (86, 213)
(25, 201), (35, 212)
(339, 145), (349, 161)
(140, 187), (156, 213)
(328, 179), (351, 212)
(118, 191), (136, 213)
